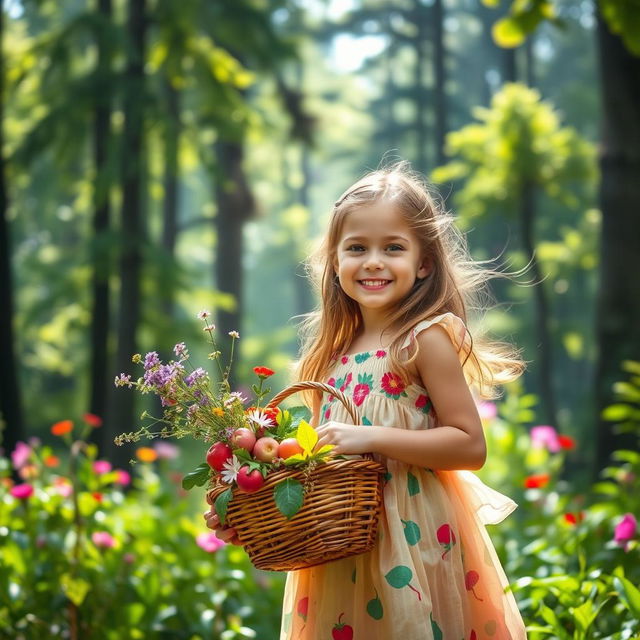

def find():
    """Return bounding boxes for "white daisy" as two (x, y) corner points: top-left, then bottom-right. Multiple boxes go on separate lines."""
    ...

(246, 409), (274, 430)
(197, 310), (211, 319)
(220, 455), (242, 484)
(224, 391), (247, 407)
(228, 330), (240, 339)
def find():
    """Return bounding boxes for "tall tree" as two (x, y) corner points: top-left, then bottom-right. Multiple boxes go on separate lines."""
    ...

(0, 3), (25, 455)
(108, 0), (147, 465)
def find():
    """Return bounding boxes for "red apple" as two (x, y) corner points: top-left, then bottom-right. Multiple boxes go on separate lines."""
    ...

(206, 442), (233, 471)
(236, 466), (265, 493)
(231, 427), (256, 454)
(253, 437), (279, 463)
(278, 437), (304, 459)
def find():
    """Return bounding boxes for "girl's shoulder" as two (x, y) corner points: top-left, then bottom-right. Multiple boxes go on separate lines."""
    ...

(401, 312), (472, 364)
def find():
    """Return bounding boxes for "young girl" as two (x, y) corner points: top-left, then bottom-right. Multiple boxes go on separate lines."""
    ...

(205, 163), (527, 639)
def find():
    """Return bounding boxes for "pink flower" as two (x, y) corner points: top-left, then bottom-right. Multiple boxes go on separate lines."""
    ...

(10, 483), (34, 500)
(114, 470), (131, 486)
(92, 531), (116, 549)
(614, 513), (637, 551)
(375, 350), (386, 358)
(380, 372), (406, 398)
(153, 441), (179, 460)
(353, 384), (370, 407)
(530, 425), (561, 453)
(93, 460), (112, 474)
(11, 442), (32, 470)
(477, 401), (497, 421)
(53, 478), (73, 497)
(196, 532), (226, 553)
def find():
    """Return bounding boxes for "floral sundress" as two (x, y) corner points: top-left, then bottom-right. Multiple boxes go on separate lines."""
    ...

(280, 313), (527, 640)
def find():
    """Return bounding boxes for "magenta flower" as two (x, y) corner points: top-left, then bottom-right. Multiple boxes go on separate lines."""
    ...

(477, 401), (497, 421)
(114, 470), (131, 486)
(614, 513), (637, 551)
(154, 441), (179, 460)
(530, 425), (561, 453)
(93, 460), (112, 474)
(196, 532), (226, 553)
(92, 531), (116, 549)
(11, 442), (32, 470)
(10, 483), (34, 500)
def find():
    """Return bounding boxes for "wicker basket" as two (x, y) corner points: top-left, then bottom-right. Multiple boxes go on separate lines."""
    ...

(206, 381), (386, 572)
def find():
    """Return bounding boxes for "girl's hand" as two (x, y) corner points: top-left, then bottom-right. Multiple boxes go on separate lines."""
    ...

(203, 495), (243, 545)
(315, 421), (376, 456)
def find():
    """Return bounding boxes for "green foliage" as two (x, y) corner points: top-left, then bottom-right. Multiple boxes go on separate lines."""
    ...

(0, 437), (284, 638)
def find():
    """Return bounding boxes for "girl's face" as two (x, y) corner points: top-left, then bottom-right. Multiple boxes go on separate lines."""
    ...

(333, 201), (430, 323)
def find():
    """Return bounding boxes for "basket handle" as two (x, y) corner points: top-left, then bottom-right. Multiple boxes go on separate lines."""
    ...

(266, 381), (360, 426)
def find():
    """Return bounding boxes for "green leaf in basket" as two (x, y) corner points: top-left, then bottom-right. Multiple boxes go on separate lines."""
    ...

(288, 405), (311, 427)
(215, 488), (233, 525)
(182, 463), (211, 490)
(274, 477), (304, 520)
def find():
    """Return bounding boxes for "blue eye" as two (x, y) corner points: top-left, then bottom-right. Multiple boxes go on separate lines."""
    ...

(347, 245), (365, 252)
(387, 244), (404, 251)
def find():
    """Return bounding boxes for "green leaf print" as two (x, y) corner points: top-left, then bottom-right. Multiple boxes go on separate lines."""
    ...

(401, 519), (421, 545)
(362, 416), (372, 425)
(430, 612), (443, 640)
(385, 565), (413, 589)
(282, 611), (292, 633)
(351, 567), (357, 584)
(366, 589), (383, 620)
(407, 471), (420, 496)
(355, 352), (371, 363)
(384, 472), (392, 483)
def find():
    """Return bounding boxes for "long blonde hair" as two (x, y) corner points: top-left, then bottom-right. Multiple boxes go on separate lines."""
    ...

(295, 162), (524, 406)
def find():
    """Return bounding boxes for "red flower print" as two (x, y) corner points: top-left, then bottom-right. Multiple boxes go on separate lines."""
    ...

(415, 394), (433, 414)
(340, 373), (353, 392)
(324, 408), (331, 420)
(341, 356), (349, 365)
(353, 384), (370, 406)
(375, 350), (386, 358)
(558, 435), (576, 450)
(524, 473), (550, 489)
(380, 372), (407, 398)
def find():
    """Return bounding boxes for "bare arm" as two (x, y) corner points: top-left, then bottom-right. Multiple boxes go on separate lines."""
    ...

(315, 325), (487, 471)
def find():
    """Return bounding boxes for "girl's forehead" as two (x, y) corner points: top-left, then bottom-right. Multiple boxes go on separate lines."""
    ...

(337, 202), (412, 237)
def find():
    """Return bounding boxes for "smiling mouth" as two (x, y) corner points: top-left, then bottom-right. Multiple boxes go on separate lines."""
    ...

(358, 279), (391, 289)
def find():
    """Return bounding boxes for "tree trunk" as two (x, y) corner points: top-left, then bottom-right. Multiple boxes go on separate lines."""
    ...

(521, 181), (558, 427)
(214, 140), (255, 384)
(432, 0), (446, 167)
(89, 0), (113, 452)
(108, 0), (147, 466)
(161, 79), (180, 318)
(594, 12), (640, 474)
(0, 5), (25, 459)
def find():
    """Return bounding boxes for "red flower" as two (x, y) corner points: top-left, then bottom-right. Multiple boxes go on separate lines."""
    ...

(563, 512), (585, 525)
(92, 492), (103, 503)
(558, 435), (576, 450)
(524, 473), (550, 489)
(83, 413), (103, 428)
(253, 366), (275, 378)
(44, 455), (60, 468)
(380, 372), (406, 398)
(51, 420), (73, 436)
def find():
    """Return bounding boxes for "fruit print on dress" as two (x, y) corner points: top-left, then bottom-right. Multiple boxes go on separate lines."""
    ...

(436, 523), (456, 559)
(332, 613), (353, 640)
(407, 471), (420, 496)
(384, 565), (422, 600)
(297, 597), (309, 622)
(465, 570), (483, 601)
(380, 372), (408, 398)
(366, 588), (384, 620)
(401, 519), (421, 545)
(352, 373), (374, 406)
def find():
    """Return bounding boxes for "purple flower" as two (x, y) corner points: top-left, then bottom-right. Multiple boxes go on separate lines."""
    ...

(10, 483), (34, 500)
(144, 362), (184, 389)
(143, 351), (161, 370)
(154, 441), (179, 460)
(530, 425), (561, 453)
(196, 532), (226, 553)
(93, 460), (112, 474)
(92, 531), (116, 549)
(184, 367), (207, 387)
(614, 513), (637, 551)
(173, 342), (188, 359)
(11, 442), (32, 470)
(114, 373), (133, 388)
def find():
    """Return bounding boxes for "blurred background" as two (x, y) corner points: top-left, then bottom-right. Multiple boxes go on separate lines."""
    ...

(1, 1), (639, 638)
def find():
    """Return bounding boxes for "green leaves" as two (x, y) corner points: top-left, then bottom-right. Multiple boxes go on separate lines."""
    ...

(214, 488), (233, 525)
(273, 478), (304, 520)
(181, 462), (211, 490)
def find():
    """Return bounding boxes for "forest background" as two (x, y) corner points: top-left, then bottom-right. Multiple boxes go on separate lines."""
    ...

(1, 0), (640, 637)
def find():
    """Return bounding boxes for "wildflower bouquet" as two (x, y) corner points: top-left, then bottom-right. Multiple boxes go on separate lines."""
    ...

(114, 311), (335, 521)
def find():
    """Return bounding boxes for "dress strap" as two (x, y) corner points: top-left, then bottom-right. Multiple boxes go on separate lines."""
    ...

(401, 312), (473, 364)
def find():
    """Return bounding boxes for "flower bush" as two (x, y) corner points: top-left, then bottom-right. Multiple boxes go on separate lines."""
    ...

(0, 417), (285, 639)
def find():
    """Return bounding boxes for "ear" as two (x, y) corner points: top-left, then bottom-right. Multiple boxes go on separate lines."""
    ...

(417, 256), (431, 279)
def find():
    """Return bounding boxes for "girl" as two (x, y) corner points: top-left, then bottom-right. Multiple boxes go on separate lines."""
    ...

(205, 163), (527, 639)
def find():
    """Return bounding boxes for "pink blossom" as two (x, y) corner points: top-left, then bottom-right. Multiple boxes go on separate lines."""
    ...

(93, 460), (112, 474)
(124, 553), (136, 564)
(92, 531), (116, 549)
(153, 441), (179, 460)
(53, 479), (73, 497)
(10, 483), (34, 500)
(530, 425), (561, 453)
(196, 532), (226, 553)
(114, 470), (131, 486)
(11, 442), (32, 470)
(477, 401), (497, 421)
(614, 513), (637, 551)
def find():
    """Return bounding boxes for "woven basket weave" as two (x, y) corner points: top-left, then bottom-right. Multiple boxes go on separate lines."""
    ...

(206, 381), (386, 572)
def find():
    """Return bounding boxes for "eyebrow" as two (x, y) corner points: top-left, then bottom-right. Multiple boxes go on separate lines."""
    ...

(342, 235), (409, 243)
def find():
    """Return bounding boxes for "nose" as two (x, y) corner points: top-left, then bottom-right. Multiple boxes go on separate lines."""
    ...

(363, 250), (384, 270)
